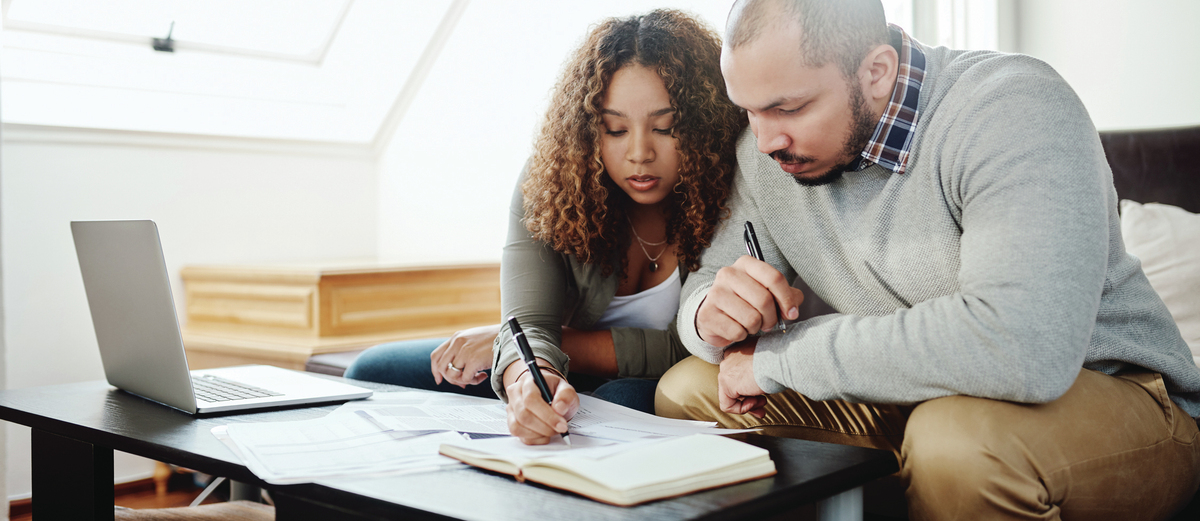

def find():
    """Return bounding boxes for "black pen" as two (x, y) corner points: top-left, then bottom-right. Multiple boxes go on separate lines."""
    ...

(507, 316), (571, 446)
(743, 221), (787, 334)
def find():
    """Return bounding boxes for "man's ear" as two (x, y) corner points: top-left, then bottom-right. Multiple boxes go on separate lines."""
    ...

(860, 43), (899, 104)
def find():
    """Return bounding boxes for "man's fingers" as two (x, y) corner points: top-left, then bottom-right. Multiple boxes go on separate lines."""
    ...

(718, 384), (741, 413)
(716, 343), (767, 416)
(697, 307), (744, 347)
(739, 256), (797, 329)
(775, 287), (805, 321)
(722, 395), (765, 415)
(743, 257), (805, 322)
(731, 284), (779, 332)
(721, 285), (771, 333)
(745, 396), (768, 417)
(699, 270), (767, 344)
(704, 259), (794, 339)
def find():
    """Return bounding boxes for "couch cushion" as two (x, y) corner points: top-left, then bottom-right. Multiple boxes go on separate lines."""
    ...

(1120, 200), (1200, 365)
(1101, 126), (1200, 214)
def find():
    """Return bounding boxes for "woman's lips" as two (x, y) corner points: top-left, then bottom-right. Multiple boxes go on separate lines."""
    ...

(627, 176), (660, 191)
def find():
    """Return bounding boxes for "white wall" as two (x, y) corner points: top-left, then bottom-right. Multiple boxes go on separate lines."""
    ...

(1, 0), (739, 504)
(1, 128), (378, 499)
(0, 125), (8, 521)
(1016, 0), (1200, 130)
(375, 0), (735, 265)
(7, 0), (1197, 507)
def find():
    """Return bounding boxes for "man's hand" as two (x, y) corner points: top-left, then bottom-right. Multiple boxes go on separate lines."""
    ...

(430, 323), (501, 387)
(719, 342), (767, 418)
(503, 361), (579, 445)
(697, 255), (804, 347)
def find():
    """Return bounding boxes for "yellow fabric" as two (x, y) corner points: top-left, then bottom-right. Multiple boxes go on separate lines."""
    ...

(114, 501), (273, 521)
(656, 356), (909, 453)
(656, 356), (1200, 520)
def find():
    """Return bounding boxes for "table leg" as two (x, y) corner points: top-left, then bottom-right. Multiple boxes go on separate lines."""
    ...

(273, 490), (386, 520)
(31, 428), (115, 521)
(815, 486), (863, 521)
(230, 480), (263, 502)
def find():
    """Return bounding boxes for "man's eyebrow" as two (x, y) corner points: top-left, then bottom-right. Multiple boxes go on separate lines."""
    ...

(751, 95), (809, 113)
(601, 107), (677, 117)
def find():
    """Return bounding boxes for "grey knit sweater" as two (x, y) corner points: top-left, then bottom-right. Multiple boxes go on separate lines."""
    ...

(678, 45), (1200, 417)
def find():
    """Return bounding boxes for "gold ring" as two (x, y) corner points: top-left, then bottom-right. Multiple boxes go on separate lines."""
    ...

(447, 362), (464, 372)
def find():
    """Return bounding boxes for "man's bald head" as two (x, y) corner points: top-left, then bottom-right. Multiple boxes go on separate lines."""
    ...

(726, 0), (889, 78)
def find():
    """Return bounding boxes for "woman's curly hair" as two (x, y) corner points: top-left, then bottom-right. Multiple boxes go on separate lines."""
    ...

(522, 9), (747, 276)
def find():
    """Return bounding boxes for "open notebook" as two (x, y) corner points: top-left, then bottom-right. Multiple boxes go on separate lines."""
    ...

(440, 434), (776, 506)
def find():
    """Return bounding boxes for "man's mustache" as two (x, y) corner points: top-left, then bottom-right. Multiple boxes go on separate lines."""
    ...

(770, 149), (817, 164)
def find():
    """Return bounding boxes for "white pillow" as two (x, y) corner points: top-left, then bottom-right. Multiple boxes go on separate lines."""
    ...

(1120, 200), (1200, 366)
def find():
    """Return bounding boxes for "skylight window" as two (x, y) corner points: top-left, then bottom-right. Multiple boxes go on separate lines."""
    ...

(5, 0), (351, 60)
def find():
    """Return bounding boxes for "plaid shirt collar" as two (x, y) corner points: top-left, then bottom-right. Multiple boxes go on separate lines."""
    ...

(854, 24), (925, 175)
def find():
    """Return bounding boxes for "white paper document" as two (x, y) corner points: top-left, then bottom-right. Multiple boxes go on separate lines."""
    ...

(440, 431), (662, 461)
(217, 410), (464, 484)
(215, 390), (757, 485)
(360, 402), (509, 434)
(567, 395), (756, 442)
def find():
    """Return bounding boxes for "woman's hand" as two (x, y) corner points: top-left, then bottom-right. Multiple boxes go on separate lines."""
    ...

(503, 361), (579, 445)
(430, 323), (502, 387)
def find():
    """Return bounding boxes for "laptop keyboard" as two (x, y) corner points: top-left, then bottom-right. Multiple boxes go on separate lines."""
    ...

(191, 374), (283, 403)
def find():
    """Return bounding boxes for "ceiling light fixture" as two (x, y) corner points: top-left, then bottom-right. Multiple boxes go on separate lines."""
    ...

(152, 21), (175, 52)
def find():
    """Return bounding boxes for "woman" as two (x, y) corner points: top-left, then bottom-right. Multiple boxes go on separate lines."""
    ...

(346, 10), (744, 440)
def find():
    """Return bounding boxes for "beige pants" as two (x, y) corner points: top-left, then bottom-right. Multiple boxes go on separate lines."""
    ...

(656, 356), (1200, 520)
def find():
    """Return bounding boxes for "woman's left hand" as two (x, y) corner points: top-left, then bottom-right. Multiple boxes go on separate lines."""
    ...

(430, 323), (502, 387)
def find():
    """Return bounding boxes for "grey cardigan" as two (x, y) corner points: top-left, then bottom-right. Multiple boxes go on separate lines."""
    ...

(677, 44), (1200, 416)
(490, 179), (690, 401)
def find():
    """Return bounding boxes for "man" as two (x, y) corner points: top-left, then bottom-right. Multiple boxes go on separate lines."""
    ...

(655, 0), (1200, 518)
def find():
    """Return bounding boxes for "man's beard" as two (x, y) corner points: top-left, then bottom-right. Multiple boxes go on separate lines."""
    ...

(772, 85), (877, 187)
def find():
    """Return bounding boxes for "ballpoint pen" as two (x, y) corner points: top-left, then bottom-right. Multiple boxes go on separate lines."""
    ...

(507, 316), (572, 446)
(744, 221), (787, 334)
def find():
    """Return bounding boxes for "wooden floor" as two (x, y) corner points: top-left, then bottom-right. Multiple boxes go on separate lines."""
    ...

(9, 472), (221, 521)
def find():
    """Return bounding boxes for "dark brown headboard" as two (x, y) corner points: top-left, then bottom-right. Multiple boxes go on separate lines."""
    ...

(1099, 125), (1200, 214)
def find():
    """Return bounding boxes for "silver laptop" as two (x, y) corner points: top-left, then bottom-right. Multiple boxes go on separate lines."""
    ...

(71, 220), (373, 414)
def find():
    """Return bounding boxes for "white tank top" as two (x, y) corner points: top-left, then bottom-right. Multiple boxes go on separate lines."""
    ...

(592, 268), (682, 331)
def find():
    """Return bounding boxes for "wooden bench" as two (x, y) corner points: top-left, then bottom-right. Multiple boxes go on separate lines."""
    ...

(180, 261), (500, 371)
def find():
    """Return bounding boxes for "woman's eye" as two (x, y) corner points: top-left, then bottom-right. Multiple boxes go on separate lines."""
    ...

(653, 127), (674, 135)
(605, 130), (627, 136)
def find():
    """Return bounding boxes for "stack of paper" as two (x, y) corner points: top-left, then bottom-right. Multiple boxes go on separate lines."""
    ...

(215, 390), (757, 486)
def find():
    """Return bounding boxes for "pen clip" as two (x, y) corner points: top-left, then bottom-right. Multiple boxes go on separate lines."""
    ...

(743, 221), (764, 261)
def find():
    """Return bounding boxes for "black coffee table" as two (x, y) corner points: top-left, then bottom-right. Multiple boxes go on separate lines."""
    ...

(0, 377), (897, 520)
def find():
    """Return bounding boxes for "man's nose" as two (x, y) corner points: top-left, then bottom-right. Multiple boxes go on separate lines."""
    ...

(755, 118), (790, 156)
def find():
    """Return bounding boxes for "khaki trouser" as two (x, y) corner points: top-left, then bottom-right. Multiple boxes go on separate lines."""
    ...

(655, 356), (1200, 520)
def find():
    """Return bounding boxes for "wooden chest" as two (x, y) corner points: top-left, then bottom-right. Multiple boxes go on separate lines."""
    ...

(180, 261), (500, 370)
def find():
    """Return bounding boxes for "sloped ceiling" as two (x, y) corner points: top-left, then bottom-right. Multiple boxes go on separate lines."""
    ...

(1, 0), (461, 144)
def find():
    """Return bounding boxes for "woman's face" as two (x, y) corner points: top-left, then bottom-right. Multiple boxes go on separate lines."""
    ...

(599, 65), (681, 208)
